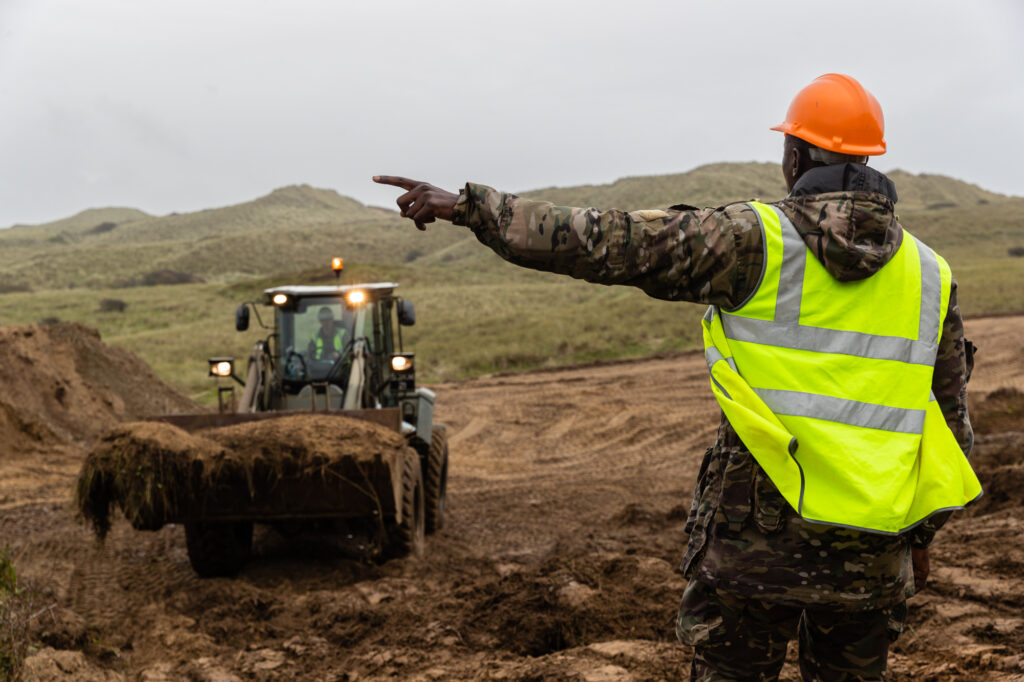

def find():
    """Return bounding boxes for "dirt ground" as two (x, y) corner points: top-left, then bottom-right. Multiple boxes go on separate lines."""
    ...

(2, 318), (1023, 681)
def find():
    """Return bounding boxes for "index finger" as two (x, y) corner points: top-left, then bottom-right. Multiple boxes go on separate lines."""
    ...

(373, 175), (423, 191)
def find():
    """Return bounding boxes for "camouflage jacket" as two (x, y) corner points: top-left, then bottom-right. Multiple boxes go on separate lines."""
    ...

(451, 164), (974, 610)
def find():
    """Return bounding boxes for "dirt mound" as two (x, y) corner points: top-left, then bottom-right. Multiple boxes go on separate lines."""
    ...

(971, 387), (1024, 434)
(961, 388), (1024, 517)
(461, 518), (684, 657)
(0, 323), (195, 456)
(76, 415), (411, 538)
(964, 431), (1024, 517)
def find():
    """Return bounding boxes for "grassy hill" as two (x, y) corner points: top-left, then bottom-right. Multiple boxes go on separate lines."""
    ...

(4, 207), (152, 235)
(3, 165), (1019, 289)
(1, 163), (1021, 402)
(522, 162), (789, 210)
(0, 185), (463, 289)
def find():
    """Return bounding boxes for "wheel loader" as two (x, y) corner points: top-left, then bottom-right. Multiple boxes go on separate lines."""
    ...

(83, 262), (449, 577)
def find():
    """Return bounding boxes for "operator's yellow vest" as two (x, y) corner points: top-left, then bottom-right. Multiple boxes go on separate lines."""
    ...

(703, 201), (981, 535)
(312, 329), (344, 359)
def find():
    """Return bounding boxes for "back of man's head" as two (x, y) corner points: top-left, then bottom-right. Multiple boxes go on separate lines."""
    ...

(787, 134), (868, 168)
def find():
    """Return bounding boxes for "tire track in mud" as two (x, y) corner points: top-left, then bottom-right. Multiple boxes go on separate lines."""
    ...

(435, 355), (720, 526)
(420, 355), (728, 580)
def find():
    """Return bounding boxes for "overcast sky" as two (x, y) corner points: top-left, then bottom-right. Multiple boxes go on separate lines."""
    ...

(2, 0), (1022, 227)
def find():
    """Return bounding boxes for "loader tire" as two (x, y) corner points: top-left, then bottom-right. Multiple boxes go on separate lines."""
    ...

(383, 452), (425, 560)
(185, 521), (253, 577)
(424, 425), (449, 534)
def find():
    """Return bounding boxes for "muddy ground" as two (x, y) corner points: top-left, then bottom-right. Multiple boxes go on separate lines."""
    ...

(1, 318), (1023, 681)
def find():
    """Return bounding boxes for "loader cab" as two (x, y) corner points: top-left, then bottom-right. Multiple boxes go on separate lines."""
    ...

(277, 296), (358, 383)
(260, 283), (410, 411)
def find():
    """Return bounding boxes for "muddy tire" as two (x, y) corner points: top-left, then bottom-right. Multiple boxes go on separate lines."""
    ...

(383, 452), (425, 560)
(424, 425), (449, 534)
(185, 521), (253, 577)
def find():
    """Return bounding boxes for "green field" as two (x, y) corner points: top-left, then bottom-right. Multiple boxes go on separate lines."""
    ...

(1, 163), (1021, 404)
(0, 261), (706, 403)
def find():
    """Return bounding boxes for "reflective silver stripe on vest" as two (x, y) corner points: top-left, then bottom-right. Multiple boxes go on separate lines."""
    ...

(774, 209), (806, 324)
(753, 387), (926, 434)
(705, 306), (740, 371)
(914, 236), (942, 345)
(704, 347), (734, 400)
(705, 345), (737, 373)
(721, 316), (938, 365)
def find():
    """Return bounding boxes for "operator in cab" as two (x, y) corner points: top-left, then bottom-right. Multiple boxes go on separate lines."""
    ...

(308, 306), (345, 360)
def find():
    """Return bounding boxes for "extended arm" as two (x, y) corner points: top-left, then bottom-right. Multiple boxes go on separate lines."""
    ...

(453, 183), (765, 306)
(374, 176), (765, 307)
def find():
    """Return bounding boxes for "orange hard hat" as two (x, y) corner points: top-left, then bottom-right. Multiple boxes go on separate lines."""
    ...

(771, 73), (886, 156)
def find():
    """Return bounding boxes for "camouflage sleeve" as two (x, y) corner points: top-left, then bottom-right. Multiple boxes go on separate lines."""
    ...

(450, 183), (764, 307)
(933, 279), (974, 456)
(908, 278), (974, 549)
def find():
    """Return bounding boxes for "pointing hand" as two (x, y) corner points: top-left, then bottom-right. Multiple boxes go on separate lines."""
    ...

(373, 176), (458, 231)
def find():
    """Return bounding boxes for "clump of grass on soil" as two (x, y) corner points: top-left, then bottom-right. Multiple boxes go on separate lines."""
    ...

(75, 421), (226, 538)
(75, 414), (409, 538)
(0, 546), (31, 680)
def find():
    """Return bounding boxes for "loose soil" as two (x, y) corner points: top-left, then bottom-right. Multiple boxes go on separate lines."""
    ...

(75, 415), (410, 537)
(2, 317), (1023, 680)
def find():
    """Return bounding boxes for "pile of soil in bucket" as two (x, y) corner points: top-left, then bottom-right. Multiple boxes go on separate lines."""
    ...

(0, 323), (195, 456)
(75, 414), (411, 537)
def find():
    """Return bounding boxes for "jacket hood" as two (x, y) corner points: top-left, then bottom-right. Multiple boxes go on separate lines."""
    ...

(779, 164), (903, 282)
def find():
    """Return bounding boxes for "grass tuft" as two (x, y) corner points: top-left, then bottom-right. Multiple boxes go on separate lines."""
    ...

(0, 546), (32, 680)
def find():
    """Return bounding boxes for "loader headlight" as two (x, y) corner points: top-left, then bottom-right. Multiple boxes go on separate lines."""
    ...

(345, 289), (366, 306)
(272, 293), (289, 306)
(390, 353), (415, 393)
(208, 358), (234, 377)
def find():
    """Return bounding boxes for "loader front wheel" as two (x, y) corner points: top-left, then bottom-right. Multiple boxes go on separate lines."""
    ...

(185, 521), (253, 577)
(424, 425), (449, 534)
(383, 452), (425, 560)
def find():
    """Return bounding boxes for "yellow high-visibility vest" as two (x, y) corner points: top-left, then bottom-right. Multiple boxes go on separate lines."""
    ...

(703, 201), (981, 535)
(311, 328), (344, 359)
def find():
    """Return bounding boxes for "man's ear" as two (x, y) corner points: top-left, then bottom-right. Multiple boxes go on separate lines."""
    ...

(791, 145), (804, 175)
(783, 144), (800, 190)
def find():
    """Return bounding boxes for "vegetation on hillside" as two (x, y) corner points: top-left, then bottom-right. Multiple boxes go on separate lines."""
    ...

(0, 163), (1020, 402)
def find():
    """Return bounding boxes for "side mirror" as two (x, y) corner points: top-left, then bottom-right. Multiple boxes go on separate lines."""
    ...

(397, 299), (416, 326)
(235, 304), (250, 332)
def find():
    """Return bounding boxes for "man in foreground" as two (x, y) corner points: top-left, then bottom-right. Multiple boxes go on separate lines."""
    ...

(375, 73), (980, 680)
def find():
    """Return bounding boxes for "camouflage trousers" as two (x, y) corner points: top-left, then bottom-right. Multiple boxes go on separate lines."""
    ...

(676, 579), (906, 681)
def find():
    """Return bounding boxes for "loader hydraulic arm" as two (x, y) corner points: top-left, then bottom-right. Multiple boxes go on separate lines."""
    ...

(237, 340), (271, 413)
